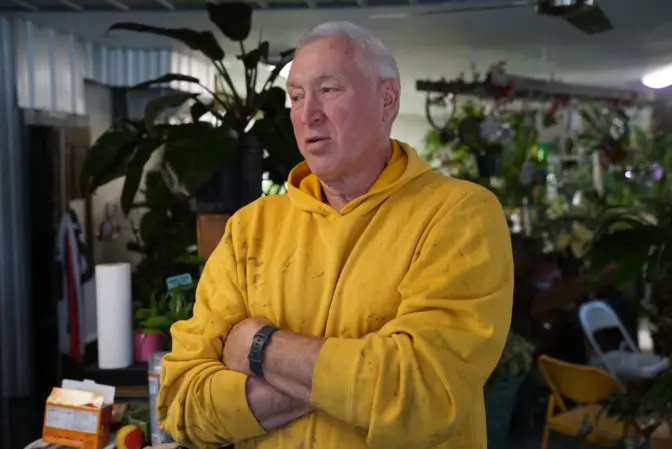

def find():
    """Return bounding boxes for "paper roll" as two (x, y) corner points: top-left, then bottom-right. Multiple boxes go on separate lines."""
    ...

(95, 263), (133, 369)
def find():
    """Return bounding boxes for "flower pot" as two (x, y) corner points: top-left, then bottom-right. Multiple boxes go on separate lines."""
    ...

(134, 330), (166, 363)
(194, 135), (263, 214)
(485, 376), (525, 449)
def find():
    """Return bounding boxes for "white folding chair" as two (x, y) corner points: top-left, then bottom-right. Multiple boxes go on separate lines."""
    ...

(578, 300), (669, 389)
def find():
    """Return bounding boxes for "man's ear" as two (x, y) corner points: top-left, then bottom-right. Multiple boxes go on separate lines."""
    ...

(381, 79), (400, 123)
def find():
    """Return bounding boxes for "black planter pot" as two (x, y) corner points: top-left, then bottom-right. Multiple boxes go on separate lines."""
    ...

(485, 376), (525, 449)
(194, 135), (263, 214)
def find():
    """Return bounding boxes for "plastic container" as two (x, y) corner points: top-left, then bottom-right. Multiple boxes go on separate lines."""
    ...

(149, 351), (173, 445)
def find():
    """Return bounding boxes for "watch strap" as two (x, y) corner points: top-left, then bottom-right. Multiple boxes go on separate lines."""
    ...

(247, 325), (279, 376)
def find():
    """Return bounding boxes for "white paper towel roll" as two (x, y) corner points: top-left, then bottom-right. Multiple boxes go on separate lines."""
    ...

(95, 263), (133, 369)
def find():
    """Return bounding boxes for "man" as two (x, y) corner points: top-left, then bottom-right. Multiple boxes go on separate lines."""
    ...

(158, 21), (513, 449)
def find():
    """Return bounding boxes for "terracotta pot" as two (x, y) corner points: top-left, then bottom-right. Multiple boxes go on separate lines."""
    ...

(134, 330), (166, 363)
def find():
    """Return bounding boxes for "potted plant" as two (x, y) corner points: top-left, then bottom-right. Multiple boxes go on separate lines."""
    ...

(587, 129), (672, 354)
(79, 1), (303, 217)
(133, 283), (195, 361)
(485, 332), (536, 449)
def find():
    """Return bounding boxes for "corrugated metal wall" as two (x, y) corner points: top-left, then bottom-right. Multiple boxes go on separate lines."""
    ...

(13, 17), (215, 115)
(0, 15), (32, 398)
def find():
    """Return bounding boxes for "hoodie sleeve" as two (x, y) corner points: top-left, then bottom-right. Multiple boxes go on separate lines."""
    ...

(310, 187), (513, 449)
(157, 219), (265, 449)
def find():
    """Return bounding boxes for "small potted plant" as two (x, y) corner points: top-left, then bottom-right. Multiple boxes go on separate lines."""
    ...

(485, 332), (536, 449)
(133, 284), (195, 362)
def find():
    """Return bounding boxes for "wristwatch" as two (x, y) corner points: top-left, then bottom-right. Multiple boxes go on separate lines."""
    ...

(247, 325), (279, 376)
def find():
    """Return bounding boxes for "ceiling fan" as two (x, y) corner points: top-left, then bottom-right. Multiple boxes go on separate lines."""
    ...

(373, 0), (614, 36)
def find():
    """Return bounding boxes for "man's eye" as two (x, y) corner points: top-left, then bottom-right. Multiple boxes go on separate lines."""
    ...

(321, 87), (338, 93)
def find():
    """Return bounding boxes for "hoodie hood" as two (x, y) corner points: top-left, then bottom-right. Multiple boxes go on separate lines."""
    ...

(287, 139), (432, 217)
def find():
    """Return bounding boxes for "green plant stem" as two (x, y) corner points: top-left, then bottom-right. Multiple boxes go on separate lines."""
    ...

(215, 60), (245, 119)
(251, 61), (259, 94)
(253, 29), (262, 92)
(249, 60), (289, 119)
(239, 41), (252, 110)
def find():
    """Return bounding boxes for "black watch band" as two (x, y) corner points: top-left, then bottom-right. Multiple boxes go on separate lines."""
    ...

(247, 325), (279, 377)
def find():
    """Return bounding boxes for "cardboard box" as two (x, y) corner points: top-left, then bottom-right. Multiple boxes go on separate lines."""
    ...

(42, 379), (116, 449)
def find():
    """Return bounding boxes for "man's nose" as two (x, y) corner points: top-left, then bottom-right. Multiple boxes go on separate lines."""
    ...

(300, 94), (324, 126)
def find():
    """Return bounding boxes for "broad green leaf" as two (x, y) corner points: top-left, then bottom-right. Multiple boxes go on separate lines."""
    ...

(259, 86), (286, 118)
(140, 208), (164, 247)
(109, 23), (225, 61)
(144, 91), (197, 134)
(120, 137), (163, 215)
(250, 109), (302, 182)
(80, 124), (139, 194)
(163, 122), (238, 193)
(190, 100), (210, 122)
(134, 308), (151, 320)
(143, 170), (173, 211)
(206, 2), (253, 42)
(239, 41), (269, 70)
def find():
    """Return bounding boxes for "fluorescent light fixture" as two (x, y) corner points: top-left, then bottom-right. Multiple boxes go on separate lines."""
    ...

(642, 65), (672, 89)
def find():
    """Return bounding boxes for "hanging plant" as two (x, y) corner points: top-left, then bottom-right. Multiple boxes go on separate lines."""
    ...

(579, 104), (631, 166)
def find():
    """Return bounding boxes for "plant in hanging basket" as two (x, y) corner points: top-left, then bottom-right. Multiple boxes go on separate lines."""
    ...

(79, 2), (303, 215)
(579, 104), (631, 167)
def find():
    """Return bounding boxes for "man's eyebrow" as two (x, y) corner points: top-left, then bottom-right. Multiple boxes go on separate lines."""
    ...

(286, 73), (342, 90)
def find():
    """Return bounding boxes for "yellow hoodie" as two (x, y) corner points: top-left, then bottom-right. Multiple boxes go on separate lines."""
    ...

(158, 140), (513, 449)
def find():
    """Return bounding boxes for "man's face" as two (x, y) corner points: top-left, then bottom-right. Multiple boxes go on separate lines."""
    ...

(286, 36), (390, 182)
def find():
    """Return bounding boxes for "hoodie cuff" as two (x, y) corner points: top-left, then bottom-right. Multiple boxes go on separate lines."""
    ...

(310, 338), (366, 425)
(210, 370), (265, 441)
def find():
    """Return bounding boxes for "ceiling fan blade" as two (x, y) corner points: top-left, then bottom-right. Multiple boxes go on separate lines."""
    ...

(418, 1), (535, 16)
(561, 4), (614, 35)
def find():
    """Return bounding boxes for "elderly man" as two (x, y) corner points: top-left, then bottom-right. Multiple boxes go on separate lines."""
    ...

(158, 21), (513, 449)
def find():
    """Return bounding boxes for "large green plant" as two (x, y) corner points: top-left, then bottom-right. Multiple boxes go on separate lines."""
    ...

(135, 283), (196, 335)
(588, 129), (672, 286)
(487, 332), (535, 386)
(80, 2), (302, 214)
(127, 169), (198, 302)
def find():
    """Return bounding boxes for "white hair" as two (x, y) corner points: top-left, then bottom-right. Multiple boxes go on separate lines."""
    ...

(296, 21), (401, 121)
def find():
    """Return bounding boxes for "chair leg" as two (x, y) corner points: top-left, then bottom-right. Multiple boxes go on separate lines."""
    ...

(541, 425), (551, 449)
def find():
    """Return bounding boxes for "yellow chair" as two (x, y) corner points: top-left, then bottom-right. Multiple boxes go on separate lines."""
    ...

(539, 355), (628, 449)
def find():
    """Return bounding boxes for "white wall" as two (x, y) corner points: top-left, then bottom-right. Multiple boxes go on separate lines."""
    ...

(392, 113), (429, 152)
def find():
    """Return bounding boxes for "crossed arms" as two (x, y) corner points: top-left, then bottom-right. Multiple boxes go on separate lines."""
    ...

(157, 188), (513, 449)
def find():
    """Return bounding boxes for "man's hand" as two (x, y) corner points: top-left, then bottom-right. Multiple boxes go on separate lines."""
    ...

(223, 317), (270, 375)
